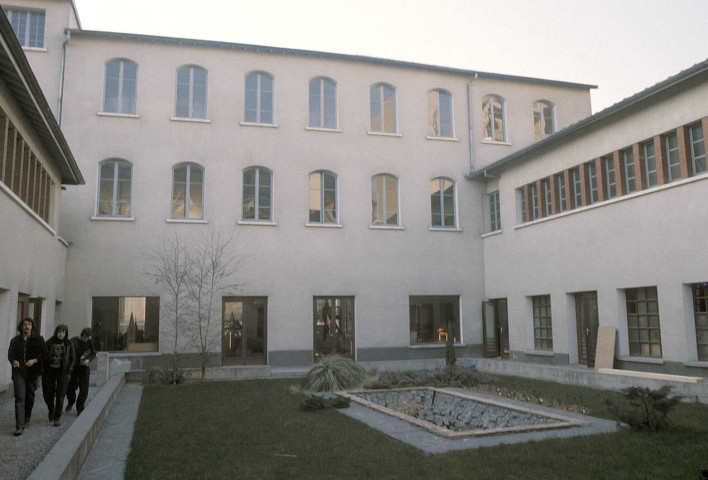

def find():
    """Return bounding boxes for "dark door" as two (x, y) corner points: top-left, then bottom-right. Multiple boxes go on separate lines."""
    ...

(313, 297), (355, 360)
(575, 291), (599, 367)
(482, 298), (509, 359)
(222, 297), (267, 365)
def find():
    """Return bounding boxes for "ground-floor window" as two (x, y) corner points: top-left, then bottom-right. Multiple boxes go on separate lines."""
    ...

(409, 295), (459, 345)
(625, 286), (661, 358)
(692, 283), (708, 361)
(92, 296), (159, 352)
(313, 296), (355, 360)
(222, 297), (267, 365)
(532, 295), (552, 351)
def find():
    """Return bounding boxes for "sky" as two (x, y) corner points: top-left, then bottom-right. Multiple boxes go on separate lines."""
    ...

(72, 0), (708, 113)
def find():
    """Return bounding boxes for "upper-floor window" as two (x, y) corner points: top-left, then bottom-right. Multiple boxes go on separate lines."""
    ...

(555, 173), (567, 213)
(664, 132), (680, 182)
(371, 174), (398, 226)
(517, 187), (526, 223)
(430, 177), (456, 228)
(103, 59), (137, 115)
(172, 163), (204, 219)
(488, 190), (501, 232)
(175, 66), (207, 119)
(529, 183), (539, 220)
(245, 72), (274, 124)
(642, 140), (657, 188)
(689, 123), (706, 175)
(98, 159), (132, 217)
(242, 166), (272, 222)
(603, 155), (616, 199)
(5, 9), (44, 48)
(586, 162), (598, 204)
(533, 100), (555, 140)
(427, 89), (453, 138)
(541, 178), (551, 217)
(370, 83), (396, 133)
(571, 167), (582, 208)
(309, 170), (337, 224)
(622, 149), (636, 194)
(482, 95), (505, 142)
(309, 77), (337, 129)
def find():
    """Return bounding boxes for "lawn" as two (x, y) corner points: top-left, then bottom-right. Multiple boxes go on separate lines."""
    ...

(125, 376), (708, 480)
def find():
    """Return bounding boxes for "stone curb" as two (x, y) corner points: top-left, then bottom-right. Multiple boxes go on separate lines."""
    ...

(27, 373), (126, 480)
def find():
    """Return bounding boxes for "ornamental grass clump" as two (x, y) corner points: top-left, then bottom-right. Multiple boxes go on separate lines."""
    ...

(300, 355), (367, 392)
(604, 385), (681, 431)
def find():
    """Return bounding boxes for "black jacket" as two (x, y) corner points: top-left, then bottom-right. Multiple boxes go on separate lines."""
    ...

(7, 334), (46, 380)
(45, 336), (76, 375)
(70, 337), (96, 370)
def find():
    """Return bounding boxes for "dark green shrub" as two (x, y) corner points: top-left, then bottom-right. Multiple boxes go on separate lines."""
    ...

(604, 385), (681, 431)
(147, 366), (185, 385)
(300, 355), (367, 392)
(301, 393), (351, 411)
(365, 366), (492, 389)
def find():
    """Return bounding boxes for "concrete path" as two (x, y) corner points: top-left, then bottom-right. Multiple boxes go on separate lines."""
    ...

(77, 384), (142, 480)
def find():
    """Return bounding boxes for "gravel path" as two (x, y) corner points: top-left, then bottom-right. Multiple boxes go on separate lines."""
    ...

(0, 385), (96, 480)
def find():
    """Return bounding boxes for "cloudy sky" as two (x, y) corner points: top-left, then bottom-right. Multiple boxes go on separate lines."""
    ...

(72, 0), (708, 112)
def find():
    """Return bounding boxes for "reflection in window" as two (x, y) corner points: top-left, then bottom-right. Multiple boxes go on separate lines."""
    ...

(309, 77), (337, 129)
(242, 167), (272, 221)
(104, 59), (137, 114)
(175, 65), (207, 119)
(427, 90), (453, 137)
(533, 100), (554, 140)
(172, 163), (204, 219)
(409, 296), (459, 344)
(222, 297), (267, 364)
(245, 72), (274, 124)
(430, 177), (456, 227)
(91, 296), (159, 352)
(371, 174), (398, 226)
(98, 159), (131, 217)
(370, 83), (396, 133)
(313, 296), (355, 359)
(6, 9), (45, 48)
(309, 171), (337, 224)
(482, 95), (505, 142)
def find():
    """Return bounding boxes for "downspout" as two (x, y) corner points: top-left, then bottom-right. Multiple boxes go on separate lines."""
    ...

(57, 29), (70, 126)
(466, 73), (478, 173)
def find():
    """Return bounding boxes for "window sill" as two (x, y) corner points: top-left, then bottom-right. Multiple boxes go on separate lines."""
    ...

(367, 131), (401, 138)
(617, 356), (664, 365)
(426, 136), (459, 142)
(524, 350), (554, 357)
(481, 139), (512, 146)
(305, 126), (341, 133)
(170, 117), (211, 123)
(22, 47), (47, 52)
(685, 361), (708, 369)
(481, 230), (502, 238)
(165, 218), (207, 224)
(1, 181), (56, 236)
(409, 343), (464, 349)
(240, 122), (278, 128)
(90, 216), (134, 222)
(97, 112), (140, 119)
(369, 225), (405, 230)
(238, 220), (277, 226)
(428, 227), (462, 232)
(305, 222), (343, 228)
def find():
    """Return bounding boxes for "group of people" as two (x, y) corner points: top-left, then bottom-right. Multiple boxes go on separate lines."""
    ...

(7, 318), (96, 436)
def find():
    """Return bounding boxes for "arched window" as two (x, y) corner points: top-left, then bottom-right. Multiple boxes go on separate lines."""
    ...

(370, 83), (396, 133)
(482, 95), (505, 142)
(242, 166), (272, 221)
(308, 170), (337, 224)
(427, 89), (453, 138)
(175, 65), (207, 119)
(371, 174), (399, 226)
(533, 100), (555, 140)
(171, 163), (204, 219)
(245, 72), (274, 124)
(309, 77), (337, 129)
(97, 159), (132, 217)
(430, 177), (456, 228)
(103, 59), (137, 114)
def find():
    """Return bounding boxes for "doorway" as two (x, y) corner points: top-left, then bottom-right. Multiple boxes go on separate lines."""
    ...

(313, 296), (355, 360)
(482, 298), (509, 359)
(222, 297), (267, 365)
(575, 291), (599, 367)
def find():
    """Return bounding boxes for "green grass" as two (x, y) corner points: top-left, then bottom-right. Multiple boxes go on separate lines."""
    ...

(125, 376), (708, 480)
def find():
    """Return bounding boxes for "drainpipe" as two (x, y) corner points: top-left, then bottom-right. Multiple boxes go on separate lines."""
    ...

(466, 73), (478, 173)
(57, 29), (71, 126)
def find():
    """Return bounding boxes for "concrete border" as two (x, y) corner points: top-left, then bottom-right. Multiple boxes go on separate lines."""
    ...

(27, 373), (126, 480)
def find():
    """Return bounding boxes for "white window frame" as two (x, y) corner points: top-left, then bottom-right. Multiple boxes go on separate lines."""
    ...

(245, 71), (275, 125)
(587, 162), (598, 204)
(369, 83), (397, 134)
(571, 167), (582, 208)
(308, 170), (338, 225)
(175, 65), (208, 119)
(556, 173), (567, 213)
(241, 166), (273, 222)
(533, 100), (555, 140)
(430, 177), (457, 229)
(5, 8), (45, 49)
(96, 159), (132, 218)
(488, 190), (501, 231)
(482, 94), (506, 142)
(603, 156), (616, 199)
(427, 89), (454, 138)
(308, 77), (337, 130)
(171, 163), (205, 220)
(516, 187), (526, 223)
(529, 183), (539, 220)
(371, 173), (400, 227)
(665, 132), (681, 182)
(689, 123), (706, 175)
(643, 140), (657, 187)
(622, 149), (636, 193)
(541, 178), (551, 217)
(103, 59), (138, 115)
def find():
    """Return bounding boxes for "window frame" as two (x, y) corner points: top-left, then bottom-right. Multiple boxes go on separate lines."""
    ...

(430, 177), (457, 229)
(532, 295), (553, 351)
(664, 132), (681, 182)
(643, 140), (657, 188)
(369, 83), (397, 134)
(371, 173), (400, 227)
(622, 149), (636, 194)
(626, 286), (662, 358)
(529, 183), (539, 220)
(308, 170), (338, 225)
(586, 162), (598, 204)
(102, 59), (138, 115)
(603, 156), (617, 199)
(688, 123), (706, 175)
(308, 77), (337, 130)
(409, 295), (460, 345)
(5, 8), (45, 49)
(96, 159), (132, 218)
(533, 100), (555, 140)
(488, 190), (501, 232)
(556, 173), (567, 213)
(241, 166), (273, 222)
(482, 94), (506, 142)
(91, 296), (159, 352)
(541, 178), (551, 217)
(174, 65), (208, 120)
(171, 162), (205, 220)
(427, 89), (454, 138)
(571, 167), (582, 208)
(692, 283), (708, 361)
(244, 71), (275, 125)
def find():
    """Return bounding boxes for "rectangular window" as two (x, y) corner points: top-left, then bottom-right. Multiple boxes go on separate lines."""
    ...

(541, 178), (551, 217)
(529, 183), (539, 220)
(532, 295), (552, 351)
(5, 9), (45, 48)
(665, 132), (681, 182)
(626, 286), (661, 358)
(586, 162), (598, 204)
(603, 156), (616, 199)
(571, 167), (582, 208)
(555, 173), (566, 213)
(689, 123), (706, 175)
(622, 149), (636, 193)
(91, 297), (159, 352)
(488, 190), (501, 231)
(692, 283), (708, 361)
(643, 140), (657, 187)
(409, 296), (459, 345)
(517, 187), (526, 223)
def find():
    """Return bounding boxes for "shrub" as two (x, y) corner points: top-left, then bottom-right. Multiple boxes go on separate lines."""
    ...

(365, 366), (492, 389)
(604, 385), (681, 431)
(147, 366), (185, 385)
(301, 393), (351, 411)
(300, 355), (367, 392)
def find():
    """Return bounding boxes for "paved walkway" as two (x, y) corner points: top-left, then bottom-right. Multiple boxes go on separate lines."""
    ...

(77, 384), (143, 480)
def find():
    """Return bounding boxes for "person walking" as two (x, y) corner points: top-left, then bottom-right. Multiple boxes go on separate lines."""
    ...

(43, 324), (75, 426)
(66, 327), (96, 415)
(7, 318), (46, 436)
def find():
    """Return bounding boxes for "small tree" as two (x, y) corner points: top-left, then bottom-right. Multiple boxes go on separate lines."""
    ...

(604, 385), (681, 431)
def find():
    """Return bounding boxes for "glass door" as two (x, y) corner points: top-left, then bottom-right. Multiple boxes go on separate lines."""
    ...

(313, 297), (355, 360)
(222, 297), (267, 365)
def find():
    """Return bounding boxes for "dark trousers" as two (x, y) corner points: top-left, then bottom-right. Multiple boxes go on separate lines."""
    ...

(12, 374), (37, 429)
(67, 366), (90, 412)
(42, 368), (69, 420)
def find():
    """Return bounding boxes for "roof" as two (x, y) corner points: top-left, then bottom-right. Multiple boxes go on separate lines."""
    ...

(467, 58), (708, 180)
(67, 29), (597, 91)
(0, 9), (83, 185)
